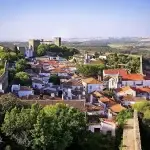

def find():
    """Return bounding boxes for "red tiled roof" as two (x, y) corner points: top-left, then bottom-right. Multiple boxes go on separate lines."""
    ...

(39, 60), (59, 65)
(135, 87), (150, 93)
(104, 69), (127, 76)
(109, 104), (126, 113)
(122, 74), (145, 81)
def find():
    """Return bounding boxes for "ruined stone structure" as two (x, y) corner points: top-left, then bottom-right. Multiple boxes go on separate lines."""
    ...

(29, 37), (61, 52)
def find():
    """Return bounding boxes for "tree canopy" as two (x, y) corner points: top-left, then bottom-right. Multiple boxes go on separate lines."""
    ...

(106, 53), (141, 73)
(16, 59), (27, 72)
(14, 72), (31, 85)
(116, 109), (133, 126)
(0, 95), (117, 150)
(77, 64), (105, 77)
(1, 103), (86, 150)
(36, 44), (80, 59)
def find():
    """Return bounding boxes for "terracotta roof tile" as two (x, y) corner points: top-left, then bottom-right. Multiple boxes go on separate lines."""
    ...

(99, 97), (111, 103)
(135, 87), (150, 93)
(63, 79), (83, 86)
(104, 69), (127, 76)
(115, 86), (134, 94)
(122, 74), (145, 81)
(109, 104), (126, 113)
(82, 77), (102, 84)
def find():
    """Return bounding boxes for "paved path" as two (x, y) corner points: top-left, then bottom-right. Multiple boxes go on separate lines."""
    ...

(122, 119), (135, 150)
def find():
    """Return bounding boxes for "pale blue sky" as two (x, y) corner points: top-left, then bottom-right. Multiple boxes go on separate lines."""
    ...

(0, 0), (150, 41)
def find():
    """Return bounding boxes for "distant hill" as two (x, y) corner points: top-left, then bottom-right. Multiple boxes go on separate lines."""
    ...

(0, 42), (28, 50)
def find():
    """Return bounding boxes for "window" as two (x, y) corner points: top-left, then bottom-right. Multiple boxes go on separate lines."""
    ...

(94, 128), (100, 133)
(107, 130), (112, 136)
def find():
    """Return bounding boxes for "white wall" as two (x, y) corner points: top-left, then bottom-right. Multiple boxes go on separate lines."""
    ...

(108, 77), (118, 89)
(0, 83), (4, 93)
(88, 124), (101, 133)
(116, 89), (136, 97)
(143, 80), (150, 86)
(32, 82), (44, 89)
(101, 122), (116, 136)
(18, 90), (34, 97)
(58, 73), (68, 77)
(87, 84), (103, 93)
(122, 101), (135, 106)
(87, 110), (105, 115)
(88, 122), (116, 136)
(71, 86), (82, 90)
(99, 56), (107, 60)
(122, 80), (150, 87)
(25, 49), (33, 58)
(11, 84), (20, 92)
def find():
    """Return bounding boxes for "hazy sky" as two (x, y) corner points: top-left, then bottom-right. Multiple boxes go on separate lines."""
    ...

(0, 0), (150, 41)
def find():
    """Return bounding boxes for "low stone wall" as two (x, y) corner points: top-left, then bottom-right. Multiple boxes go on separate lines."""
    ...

(134, 110), (142, 150)
(122, 110), (142, 150)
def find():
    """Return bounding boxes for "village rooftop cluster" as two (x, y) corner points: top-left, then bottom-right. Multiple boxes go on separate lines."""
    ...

(0, 38), (149, 137)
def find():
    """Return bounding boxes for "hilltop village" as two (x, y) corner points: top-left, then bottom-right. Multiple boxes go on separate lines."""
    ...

(0, 37), (147, 149)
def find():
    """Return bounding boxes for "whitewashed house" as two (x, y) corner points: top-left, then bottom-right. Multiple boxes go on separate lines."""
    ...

(82, 77), (103, 93)
(120, 95), (144, 106)
(86, 103), (105, 115)
(121, 74), (150, 87)
(51, 68), (68, 77)
(62, 79), (83, 90)
(32, 79), (45, 89)
(88, 119), (116, 136)
(114, 86), (136, 99)
(11, 84), (34, 97)
(103, 69), (127, 89)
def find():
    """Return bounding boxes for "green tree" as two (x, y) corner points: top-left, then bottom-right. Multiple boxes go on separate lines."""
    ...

(0, 93), (29, 123)
(16, 59), (27, 72)
(8, 68), (16, 84)
(14, 72), (31, 85)
(132, 101), (150, 113)
(77, 64), (105, 77)
(116, 109), (133, 126)
(1, 104), (42, 149)
(78, 132), (115, 150)
(1, 103), (86, 150)
(36, 44), (47, 56)
(49, 75), (60, 85)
